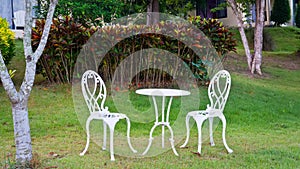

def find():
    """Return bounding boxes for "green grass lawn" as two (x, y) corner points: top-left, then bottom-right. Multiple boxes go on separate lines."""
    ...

(231, 26), (300, 55)
(1, 34), (300, 168)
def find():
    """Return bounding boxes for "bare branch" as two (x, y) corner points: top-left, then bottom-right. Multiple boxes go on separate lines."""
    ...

(0, 51), (19, 104)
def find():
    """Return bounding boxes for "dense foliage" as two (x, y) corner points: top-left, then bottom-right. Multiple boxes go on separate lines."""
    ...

(296, 3), (300, 28)
(35, 0), (137, 26)
(270, 0), (291, 26)
(0, 17), (15, 65)
(35, 0), (199, 26)
(32, 16), (96, 83)
(88, 20), (235, 88)
(85, 23), (215, 88)
(32, 15), (236, 86)
(189, 16), (237, 59)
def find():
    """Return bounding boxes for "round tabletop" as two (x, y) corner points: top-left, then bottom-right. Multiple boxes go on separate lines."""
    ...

(136, 88), (190, 97)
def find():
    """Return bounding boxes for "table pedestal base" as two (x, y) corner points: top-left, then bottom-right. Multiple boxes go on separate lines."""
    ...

(142, 122), (179, 156)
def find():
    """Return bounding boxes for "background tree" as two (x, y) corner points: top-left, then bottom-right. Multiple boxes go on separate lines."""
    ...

(36, 0), (197, 26)
(146, 0), (195, 25)
(164, 0), (195, 17)
(36, 0), (146, 26)
(0, 0), (57, 166)
(147, 0), (160, 25)
(295, 2), (300, 28)
(252, 0), (265, 75)
(227, 0), (264, 75)
(270, 0), (291, 26)
(227, 0), (253, 71)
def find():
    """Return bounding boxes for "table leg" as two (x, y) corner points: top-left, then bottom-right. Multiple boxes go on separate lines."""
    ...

(165, 124), (179, 156)
(141, 122), (179, 156)
(165, 96), (178, 155)
(142, 122), (160, 155)
(142, 96), (179, 156)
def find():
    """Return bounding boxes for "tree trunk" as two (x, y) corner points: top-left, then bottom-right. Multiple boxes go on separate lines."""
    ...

(0, 0), (58, 165)
(147, 0), (159, 25)
(227, 0), (253, 70)
(12, 102), (32, 164)
(252, 0), (265, 75)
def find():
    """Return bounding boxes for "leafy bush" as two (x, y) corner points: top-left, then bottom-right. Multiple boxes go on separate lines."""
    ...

(76, 21), (236, 88)
(33, 15), (236, 86)
(0, 17), (15, 65)
(271, 0), (291, 26)
(296, 3), (300, 28)
(32, 16), (96, 83)
(188, 16), (237, 60)
(88, 23), (214, 88)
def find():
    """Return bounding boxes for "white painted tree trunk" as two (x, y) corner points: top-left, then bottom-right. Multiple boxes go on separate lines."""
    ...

(227, 0), (253, 71)
(12, 101), (32, 162)
(0, 0), (58, 165)
(252, 0), (265, 75)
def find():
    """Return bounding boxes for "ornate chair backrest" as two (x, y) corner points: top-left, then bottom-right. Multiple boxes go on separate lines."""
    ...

(81, 70), (107, 114)
(208, 70), (231, 112)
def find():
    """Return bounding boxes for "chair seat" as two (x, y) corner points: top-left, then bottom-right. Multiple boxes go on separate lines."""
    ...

(91, 111), (127, 119)
(188, 108), (222, 117)
(188, 110), (208, 116)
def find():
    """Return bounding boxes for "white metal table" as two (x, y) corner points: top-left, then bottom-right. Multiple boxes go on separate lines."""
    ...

(135, 88), (190, 156)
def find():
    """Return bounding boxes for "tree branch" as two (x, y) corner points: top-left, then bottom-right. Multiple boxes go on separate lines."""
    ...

(227, 0), (253, 71)
(23, 0), (34, 57)
(20, 0), (58, 99)
(0, 51), (19, 104)
(33, 0), (58, 63)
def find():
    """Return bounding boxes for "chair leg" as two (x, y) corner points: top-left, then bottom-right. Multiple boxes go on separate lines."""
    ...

(125, 116), (137, 153)
(194, 117), (206, 155)
(105, 119), (119, 161)
(219, 114), (233, 154)
(208, 117), (215, 146)
(180, 114), (191, 148)
(80, 116), (93, 156)
(102, 122), (107, 150)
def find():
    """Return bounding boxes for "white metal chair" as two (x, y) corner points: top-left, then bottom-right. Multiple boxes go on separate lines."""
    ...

(180, 70), (233, 155)
(79, 70), (137, 161)
(13, 10), (26, 30)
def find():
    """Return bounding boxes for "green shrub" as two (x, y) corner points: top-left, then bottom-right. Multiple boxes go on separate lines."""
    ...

(33, 16), (236, 86)
(271, 0), (291, 26)
(94, 21), (236, 88)
(93, 23), (213, 87)
(188, 16), (237, 60)
(296, 3), (300, 28)
(32, 16), (96, 83)
(0, 17), (15, 65)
